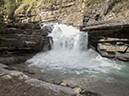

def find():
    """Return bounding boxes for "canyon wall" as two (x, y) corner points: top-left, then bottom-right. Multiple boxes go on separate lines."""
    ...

(81, 19), (129, 61)
(1, 0), (129, 61)
(80, 0), (129, 61)
(14, 0), (84, 28)
(0, 23), (51, 56)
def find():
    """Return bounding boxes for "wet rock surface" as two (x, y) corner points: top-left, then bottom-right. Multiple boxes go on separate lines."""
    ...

(62, 77), (129, 96)
(0, 63), (77, 96)
(0, 62), (99, 96)
(6, 61), (129, 96)
(0, 53), (36, 64)
(11, 62), (129, 96)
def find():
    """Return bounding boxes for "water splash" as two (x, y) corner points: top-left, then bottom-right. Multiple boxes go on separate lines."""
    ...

(27, 23), (129, 82)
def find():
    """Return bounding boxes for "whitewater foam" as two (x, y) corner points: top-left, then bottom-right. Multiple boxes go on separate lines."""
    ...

(27, 23), (129, 82)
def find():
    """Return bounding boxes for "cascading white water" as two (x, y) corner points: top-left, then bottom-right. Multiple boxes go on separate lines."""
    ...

(27, 23), (129, 82)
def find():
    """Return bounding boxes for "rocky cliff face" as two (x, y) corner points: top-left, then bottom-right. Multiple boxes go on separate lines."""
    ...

(12, 0), (129, 28)
(1, 0), (129, 61)
(80, 0), (129, 61)
(81, 19), (129, 61)
(14, 0), (84, 28)
(0, 22), (51, 56)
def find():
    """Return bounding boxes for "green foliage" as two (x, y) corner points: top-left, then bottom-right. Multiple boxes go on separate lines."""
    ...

(0, 15), (4, 22)
(0, 36), (6, 40)
(0, 21), (6, 40)
(0, 0), (6, 36)
(88, 11), (92, 14)
(0, 0), (22, 20)
(59, 7), (62, 13)
(44, 2), (51, 6)
(16, 5), (26, 14)
(38, 3), (43, 9)
(116, 13), (120, 17)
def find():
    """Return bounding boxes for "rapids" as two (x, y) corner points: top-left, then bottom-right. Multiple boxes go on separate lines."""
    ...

(27, 23), (129, 82)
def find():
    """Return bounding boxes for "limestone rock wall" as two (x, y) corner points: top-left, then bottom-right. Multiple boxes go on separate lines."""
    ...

(14, 0), (84, 28)
(81, 19), (129, 61)
(80, 0), (129, 61)
(0, 23), (51, 56)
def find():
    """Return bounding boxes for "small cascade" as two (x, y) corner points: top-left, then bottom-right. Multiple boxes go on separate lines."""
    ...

(27, 23), (129, 82)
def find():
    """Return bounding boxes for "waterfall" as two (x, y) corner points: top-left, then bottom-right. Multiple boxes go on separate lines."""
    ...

(27, 23), (129, 82)
(48, 24), (88, 51)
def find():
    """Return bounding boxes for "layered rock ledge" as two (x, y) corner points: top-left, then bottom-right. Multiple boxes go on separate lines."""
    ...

(0, 22), (51, 57)
(0, 63), (76, 96)
(80, 18), (129, 61)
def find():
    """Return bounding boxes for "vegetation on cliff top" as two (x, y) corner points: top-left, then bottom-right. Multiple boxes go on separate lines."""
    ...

(0, 0), (129, 24)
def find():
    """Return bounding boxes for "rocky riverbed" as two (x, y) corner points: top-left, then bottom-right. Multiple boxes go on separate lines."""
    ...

(0, 62), (99, 96)
(0, 63), (76, 96)
(1, 57), (129, 96)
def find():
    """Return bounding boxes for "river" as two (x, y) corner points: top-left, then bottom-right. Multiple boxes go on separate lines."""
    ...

(27, 23), (129, 83)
